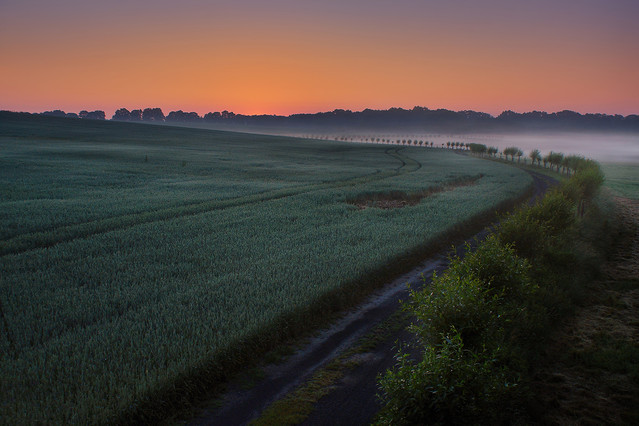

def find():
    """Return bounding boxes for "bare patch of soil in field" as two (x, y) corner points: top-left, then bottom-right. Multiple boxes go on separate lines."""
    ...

(532, 197), (639, 425)
(348, 174), (483, 210)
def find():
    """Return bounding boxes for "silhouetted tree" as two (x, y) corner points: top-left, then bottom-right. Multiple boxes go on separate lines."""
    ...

(143, 108), (165, 122)
(112, 108), (131, 121)
(130, 109), (143, 121)
(41, 110), (67, 117)
(166, 110), (201, 122)
(79, 110), (105, 120)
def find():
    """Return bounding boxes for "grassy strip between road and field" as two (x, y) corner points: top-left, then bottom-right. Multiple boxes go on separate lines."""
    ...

(375, 160), (639, 424)
(250, 309), (411, 426)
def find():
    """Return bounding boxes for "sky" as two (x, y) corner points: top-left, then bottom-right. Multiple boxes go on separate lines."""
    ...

(1, 0), (638, 118)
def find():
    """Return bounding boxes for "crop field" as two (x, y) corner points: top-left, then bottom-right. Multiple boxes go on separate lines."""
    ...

(602, 163), (639, 199)
(0, 113), (532, 423)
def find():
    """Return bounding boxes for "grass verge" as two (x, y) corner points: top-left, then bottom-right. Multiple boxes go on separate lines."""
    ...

(251, 309), (410, 426)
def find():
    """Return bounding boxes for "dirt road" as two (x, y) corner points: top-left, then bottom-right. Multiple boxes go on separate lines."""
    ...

(189, 170), (556, 426)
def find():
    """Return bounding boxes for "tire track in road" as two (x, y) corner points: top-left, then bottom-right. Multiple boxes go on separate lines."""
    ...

(0, 148), (421, 257)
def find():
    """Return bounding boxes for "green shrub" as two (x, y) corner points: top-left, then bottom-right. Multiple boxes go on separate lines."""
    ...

(408, 236), (534, 351)
(379, 237), (535, 424)
(409, 268), (498, 350)
(378, 156), (610, 425)
(498, 190), (575, 259)
(376, 328), (517, 425)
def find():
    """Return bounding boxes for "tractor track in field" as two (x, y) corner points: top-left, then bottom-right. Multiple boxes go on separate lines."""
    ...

(0, 148), (419, 257)
(188, 170), (556, 426)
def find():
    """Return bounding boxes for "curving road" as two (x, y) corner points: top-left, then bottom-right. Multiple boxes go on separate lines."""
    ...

(189, 169), (558, 426)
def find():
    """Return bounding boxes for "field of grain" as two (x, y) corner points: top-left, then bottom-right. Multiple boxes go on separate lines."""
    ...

(602, 163), (639, 199)
(0, 113), (532, 423)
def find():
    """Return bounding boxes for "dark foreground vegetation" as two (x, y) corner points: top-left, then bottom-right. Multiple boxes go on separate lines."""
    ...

(375, 160), (637, 424)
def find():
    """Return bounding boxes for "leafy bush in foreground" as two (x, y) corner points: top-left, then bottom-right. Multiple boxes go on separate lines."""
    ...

(377, 329), (514, 426)
(378, 237), (533, 424)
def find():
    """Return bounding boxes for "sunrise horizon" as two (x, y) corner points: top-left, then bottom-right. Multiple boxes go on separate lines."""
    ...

(3, 1), (638, 121)
(5, 102), (639, 121)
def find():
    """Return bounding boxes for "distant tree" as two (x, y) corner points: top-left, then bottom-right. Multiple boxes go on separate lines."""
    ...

(468, 143), (488, 156)
(143, 108), (165, 122)
(529, 149), (542, 166)
(78, 110), (105, 120)
(130, 109), (143, 121)
(503, 146), (521, 162)
(91, 111), (105, 120)
(112, 108), (131, 121)
(166, 110), (201, 122)
(544, 151), (564, 171)
(204, 112), (222, 121)
(552, 152), (564, 171)
(430, 142), (434, 148)
(446, 141), (451, 149)
(516, 149), (523, 163)
(562, 154), (587, 175)
(487, 146), (498, 157)
(41, 110), (67, 117)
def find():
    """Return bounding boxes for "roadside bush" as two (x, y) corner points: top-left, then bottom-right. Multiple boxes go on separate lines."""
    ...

(376, 329), (517, 426)
(498, 190), (575, 259)
(561, 162), (605, 217)
(378, 237), (534, 424)
(409, 268), (498, 350)
(377, 157), (611, 425)
(408, 236), (533, 350)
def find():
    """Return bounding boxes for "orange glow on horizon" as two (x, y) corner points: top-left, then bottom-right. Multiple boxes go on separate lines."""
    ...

(1, 1), (638, 118)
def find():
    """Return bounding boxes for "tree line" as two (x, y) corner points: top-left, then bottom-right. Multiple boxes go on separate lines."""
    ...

(33, 106), (639, 132)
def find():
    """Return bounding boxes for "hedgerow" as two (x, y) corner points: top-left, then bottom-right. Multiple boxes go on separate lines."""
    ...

(376, 159), (612, 425)
(0, 115), (533, 424)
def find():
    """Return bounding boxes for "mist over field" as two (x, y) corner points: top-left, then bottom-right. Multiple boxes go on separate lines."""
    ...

(463, 132), (639, 164)
(273, 128), (639, 164)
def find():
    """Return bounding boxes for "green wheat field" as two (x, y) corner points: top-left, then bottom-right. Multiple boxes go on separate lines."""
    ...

(0, 112), (532, 423)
